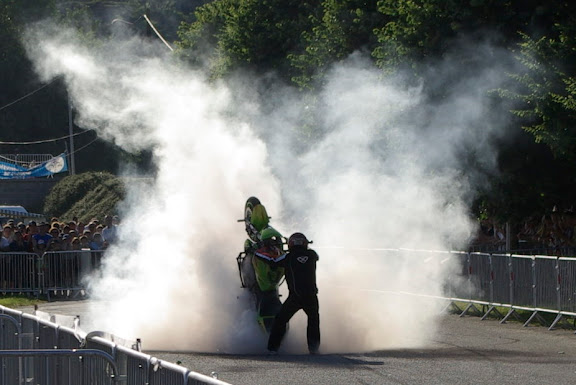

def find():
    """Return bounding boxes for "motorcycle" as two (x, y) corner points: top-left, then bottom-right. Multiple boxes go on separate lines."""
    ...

(237, 197), (286, 333)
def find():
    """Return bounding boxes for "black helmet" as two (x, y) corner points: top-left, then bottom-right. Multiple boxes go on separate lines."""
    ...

(288, 232), (309, 250)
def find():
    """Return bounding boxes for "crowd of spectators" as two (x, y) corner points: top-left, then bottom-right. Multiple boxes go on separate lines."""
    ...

(473, 207), (576, 253)
(0, 214), (119, 254)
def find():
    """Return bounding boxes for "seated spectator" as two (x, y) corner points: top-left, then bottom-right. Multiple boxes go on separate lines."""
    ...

(9, 230), (28, 252)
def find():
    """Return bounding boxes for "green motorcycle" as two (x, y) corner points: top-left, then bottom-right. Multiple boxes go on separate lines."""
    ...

(237, 197), (286, 333)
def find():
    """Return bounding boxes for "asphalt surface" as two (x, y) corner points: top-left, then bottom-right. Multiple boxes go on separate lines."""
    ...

(17, 301), (576, 385)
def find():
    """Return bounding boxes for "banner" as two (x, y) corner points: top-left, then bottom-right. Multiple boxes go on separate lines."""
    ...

(0, 153), (68, 179)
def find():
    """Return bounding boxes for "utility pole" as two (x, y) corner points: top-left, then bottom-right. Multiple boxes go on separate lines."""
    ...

(68, 95), (76, 175)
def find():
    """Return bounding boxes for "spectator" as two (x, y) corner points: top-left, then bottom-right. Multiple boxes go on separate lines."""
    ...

(101, 215), (118, 245)
(49, 227), (61, 240)
(32, 222), (53, 255)
(61, 234), (73, 251)
(82, 229), (93, 242)
(1, 225), (14, 252)
(24, 221), (38, 241)
(9, 230), (28, 252)
(77, 221), (86, 234)
(79, 235), (90, 249)
(47, 238), (62, 251)
(90, 233), (105, 250)
(71, 237), (81, 250)
(25, 221), (39, 252)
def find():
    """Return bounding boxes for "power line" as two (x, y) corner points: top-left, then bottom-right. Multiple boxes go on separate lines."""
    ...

(0, 130), (92, 145)
(0, 79), (58, 112)
(68, 135), (100, 156)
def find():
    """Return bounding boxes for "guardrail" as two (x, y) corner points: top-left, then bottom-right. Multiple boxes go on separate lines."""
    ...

(0, 250), (103, 300)
(0, 305), (231, 385)
(319, 247), (576, 331)
(418, 250), (576, 331)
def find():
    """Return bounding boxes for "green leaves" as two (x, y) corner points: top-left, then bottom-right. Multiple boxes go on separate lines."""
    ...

(177, 0), (319, 80)
(502, 28), (576, 160)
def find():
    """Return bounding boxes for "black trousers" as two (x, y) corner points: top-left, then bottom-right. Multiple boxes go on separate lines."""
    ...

(267, 294), (320, 352)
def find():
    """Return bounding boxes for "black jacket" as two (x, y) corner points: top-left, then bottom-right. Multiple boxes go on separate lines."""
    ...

(283, 247), (318, 297)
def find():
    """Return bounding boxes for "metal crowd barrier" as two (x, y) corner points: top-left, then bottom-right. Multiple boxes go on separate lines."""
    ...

(442, 251), (576, 331)
(0, 252), (38, 296)
(0, 250), (104, 300)
(0, 305), (231, 384)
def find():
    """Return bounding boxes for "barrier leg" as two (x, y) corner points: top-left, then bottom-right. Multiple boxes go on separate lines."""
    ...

(548, 313), (563, 330)
(481, 306), (503, 321)
(441, 301), (461, 314)
(500, 308), (521, 324)
(460, 303), (482, 317)
(523, 310), (548, 327)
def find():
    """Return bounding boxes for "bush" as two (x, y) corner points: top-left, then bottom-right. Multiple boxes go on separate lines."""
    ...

(43, 172), (125, 221)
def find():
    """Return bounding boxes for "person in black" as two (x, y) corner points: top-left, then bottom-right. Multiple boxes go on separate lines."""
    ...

(267, 232), (320, 354)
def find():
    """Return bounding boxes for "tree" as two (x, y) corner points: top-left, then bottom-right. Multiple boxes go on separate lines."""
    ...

(502, 23), (576, 160)
(372, 0), (553, 75)
(288, 0), (382, 89)
(177, 0), (320, 80)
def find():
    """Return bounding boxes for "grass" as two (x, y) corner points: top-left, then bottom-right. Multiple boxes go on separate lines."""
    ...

(0, 294), (44, 309)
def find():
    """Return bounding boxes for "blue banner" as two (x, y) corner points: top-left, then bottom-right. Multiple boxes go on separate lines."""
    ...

(0, 153), (69, 179)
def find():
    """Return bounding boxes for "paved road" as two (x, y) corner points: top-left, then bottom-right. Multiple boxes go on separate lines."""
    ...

(18, 301), (576, 385)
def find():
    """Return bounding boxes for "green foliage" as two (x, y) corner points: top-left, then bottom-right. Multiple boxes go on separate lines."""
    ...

(43, 171), (125, 221)
(289, 0), (382, 89)
(501, 20), (576, 160)
(372, 0), (547, 75)
(177, 0), (320, 80)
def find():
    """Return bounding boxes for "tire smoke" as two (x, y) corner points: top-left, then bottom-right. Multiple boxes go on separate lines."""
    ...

(23, 24), (513, 353)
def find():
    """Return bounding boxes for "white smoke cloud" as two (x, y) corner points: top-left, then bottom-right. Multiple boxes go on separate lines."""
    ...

(24, 23), (513, 354)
